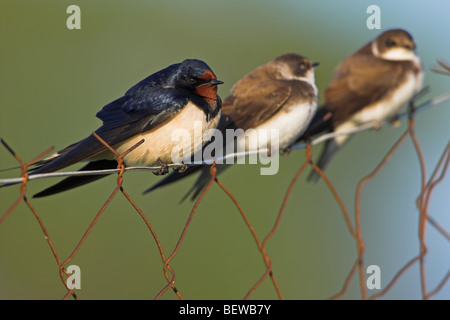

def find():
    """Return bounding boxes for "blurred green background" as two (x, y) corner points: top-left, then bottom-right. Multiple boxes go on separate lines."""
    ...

(0, 0), (449, 300)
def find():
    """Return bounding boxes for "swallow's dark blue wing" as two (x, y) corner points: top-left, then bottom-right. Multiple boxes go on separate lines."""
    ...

(95, 86), (189, 141)
(33, 86), (189, 174)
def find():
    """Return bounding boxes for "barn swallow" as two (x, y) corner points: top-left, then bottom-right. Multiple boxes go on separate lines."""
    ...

(300, 29), (423, 182)
(144, 53), (319, 200)
(26, 59), (223, 197)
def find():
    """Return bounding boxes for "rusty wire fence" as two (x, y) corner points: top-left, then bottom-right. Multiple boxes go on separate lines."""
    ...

(1, 63), (449, 300)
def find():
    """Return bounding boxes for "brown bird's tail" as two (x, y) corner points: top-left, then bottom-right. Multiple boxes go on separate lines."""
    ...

(144, 163), (230, 202)
(307, 125), (354, 183)
(307, 138), (340, 183)
(181, 163), (230, 201)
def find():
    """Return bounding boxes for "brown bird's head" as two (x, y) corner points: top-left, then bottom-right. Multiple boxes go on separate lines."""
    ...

(273, 53), (319, 84)
(372, 29), (418, 61)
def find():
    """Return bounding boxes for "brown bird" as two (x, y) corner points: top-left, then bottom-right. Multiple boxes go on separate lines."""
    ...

(302, 28), (424, 182)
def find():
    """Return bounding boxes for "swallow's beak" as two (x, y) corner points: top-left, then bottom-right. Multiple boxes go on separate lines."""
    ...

(312, 62), (320, 68)
(208, 79), (224, 86)
(197, 79), (224, 87)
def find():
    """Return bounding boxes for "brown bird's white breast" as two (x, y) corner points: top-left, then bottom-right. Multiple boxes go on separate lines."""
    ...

(334, 69), (423, 147)
(352, 71), (422, 125)
(114, 102), (220, 166)
(236, 101), (317, 151)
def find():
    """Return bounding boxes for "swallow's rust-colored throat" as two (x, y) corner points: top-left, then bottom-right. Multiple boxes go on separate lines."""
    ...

(195, 69), (220, 101)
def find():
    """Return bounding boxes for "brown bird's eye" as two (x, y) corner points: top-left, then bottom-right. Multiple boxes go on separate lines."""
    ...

(385, 39), (396, 47)
(403, 44), (414, 50)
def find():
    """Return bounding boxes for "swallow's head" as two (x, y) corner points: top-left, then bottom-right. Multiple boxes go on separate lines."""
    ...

(374, 29), (418, 61)
(274, 53), (319, 84)
(172, 59), (223, 100)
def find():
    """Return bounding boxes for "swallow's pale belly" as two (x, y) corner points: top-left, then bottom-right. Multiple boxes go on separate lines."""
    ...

(107, 102), (220, 166)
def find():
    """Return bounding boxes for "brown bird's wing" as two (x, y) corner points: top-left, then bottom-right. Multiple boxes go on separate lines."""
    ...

(223, 80), (292, 130)
(307, 53), (417, 183)
(324, 54), (410, 125)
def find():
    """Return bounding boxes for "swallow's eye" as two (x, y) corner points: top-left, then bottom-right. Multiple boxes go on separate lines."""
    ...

(385, 39), (396, 47)
(186, 76), (197, 84)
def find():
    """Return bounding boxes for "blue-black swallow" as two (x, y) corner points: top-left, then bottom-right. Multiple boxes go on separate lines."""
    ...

(26, 59), (223, 197)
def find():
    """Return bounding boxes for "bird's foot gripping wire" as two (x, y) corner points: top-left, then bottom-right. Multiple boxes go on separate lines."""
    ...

(173, 162), (189, 173)
(153, 158), (169, 176)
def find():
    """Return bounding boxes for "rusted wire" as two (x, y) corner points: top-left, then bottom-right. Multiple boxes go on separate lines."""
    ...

(214, 177), (283, 299)
(91, 132), (183, 299)
(425, 270), (450, 299)
(0, 139), (79, 298)
(243, 144), (313, 299)
(431, 59), (450, 76)
(407, 116), (429, 299)
(309, 160), (356, 238)
(154, 163), (217, 300)
(57, 133), (145, 298)
(421, 142), (450, 242)
(354, 128), (410, 299)
(368, 255), (421, 300)
(119, 186), (182, 299)
(329, 260), (359, 300)
(0, 139), (54, 223)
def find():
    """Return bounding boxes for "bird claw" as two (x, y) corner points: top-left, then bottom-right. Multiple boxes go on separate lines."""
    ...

(390, 118), (401, 128)
(386, 114), (402, 127)
(282, 147), (292, 156)
(153, 158), (169, 176)
(173, 163), (189, 173)
(372, 121), (383, 131)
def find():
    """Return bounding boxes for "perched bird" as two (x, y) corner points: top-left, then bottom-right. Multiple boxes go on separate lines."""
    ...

(301, 28), (424, 182)
(25, 59), (223, 197)
(145, 53), (319, 200)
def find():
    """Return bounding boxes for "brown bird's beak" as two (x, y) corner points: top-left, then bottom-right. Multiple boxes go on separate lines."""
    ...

(312, 62), (320, 68)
